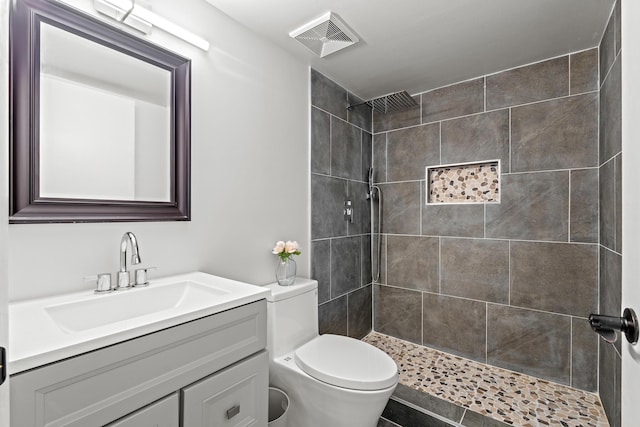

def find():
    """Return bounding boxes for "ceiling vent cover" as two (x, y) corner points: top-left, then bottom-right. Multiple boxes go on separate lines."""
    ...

(290, 12), (359, 58)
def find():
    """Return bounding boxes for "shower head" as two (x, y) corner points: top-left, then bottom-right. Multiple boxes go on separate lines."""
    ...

(348, 90), (418, 114)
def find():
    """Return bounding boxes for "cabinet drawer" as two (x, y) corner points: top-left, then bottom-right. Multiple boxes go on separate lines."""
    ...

(11, 300), (266, 427)
(182, 351), (268, 427)
(107, 393), (179, 427)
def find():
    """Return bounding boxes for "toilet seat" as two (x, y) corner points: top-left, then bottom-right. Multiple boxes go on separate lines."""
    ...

(294, 334), (398, 391)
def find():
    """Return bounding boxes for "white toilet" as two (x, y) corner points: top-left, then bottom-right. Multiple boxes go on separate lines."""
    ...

(263, 278), (398, 427)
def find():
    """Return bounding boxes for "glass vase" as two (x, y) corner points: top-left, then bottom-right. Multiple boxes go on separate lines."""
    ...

(275, 257), (296, 286)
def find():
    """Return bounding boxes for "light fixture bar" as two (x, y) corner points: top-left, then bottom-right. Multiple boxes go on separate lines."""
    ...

(93, 0), (210, 51)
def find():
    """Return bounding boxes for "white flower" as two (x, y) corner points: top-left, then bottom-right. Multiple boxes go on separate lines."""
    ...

(272, 240), (286, 254)
(285, 240), (300, 254)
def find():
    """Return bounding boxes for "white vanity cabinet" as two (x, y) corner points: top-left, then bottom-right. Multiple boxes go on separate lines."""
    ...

(10, 300), (268, 427)
(107, 393), (180, 427)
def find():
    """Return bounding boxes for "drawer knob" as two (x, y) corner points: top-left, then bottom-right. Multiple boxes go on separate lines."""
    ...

(226, 404), (240, 419)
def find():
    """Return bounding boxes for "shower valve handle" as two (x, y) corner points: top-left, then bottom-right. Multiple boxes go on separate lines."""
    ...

(344, 200), (353, 223)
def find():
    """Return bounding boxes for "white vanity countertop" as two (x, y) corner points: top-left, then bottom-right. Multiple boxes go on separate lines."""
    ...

(9, 272), (269, 374)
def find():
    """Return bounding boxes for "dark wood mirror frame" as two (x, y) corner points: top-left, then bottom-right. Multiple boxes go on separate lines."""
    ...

(10, 0), (191, 223)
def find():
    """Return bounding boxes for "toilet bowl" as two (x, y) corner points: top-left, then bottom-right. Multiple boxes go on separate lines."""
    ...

(263, 279), (398, 427)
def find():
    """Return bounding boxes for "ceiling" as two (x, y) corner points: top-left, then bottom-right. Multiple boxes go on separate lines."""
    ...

(204, 0), (615, 101)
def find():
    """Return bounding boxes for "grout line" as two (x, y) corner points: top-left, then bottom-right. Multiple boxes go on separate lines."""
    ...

(568, 53), (572, 95)
(508, 108), (512, 173)
(421, 291), (424, 346)
(378, 282), (594, 320)
(569, 317), (574, 387)
(439, 121), (442, 165)
(568, 170), (572, 242)
(438, 237), (442, 294)
(484, 76), (487, 112)
(508, 241), (511, 305)
(329, 239), (333, 300)
(485, 302), (489, 363)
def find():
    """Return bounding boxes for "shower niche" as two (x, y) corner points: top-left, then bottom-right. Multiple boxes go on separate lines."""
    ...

(426, 160), (500, 204)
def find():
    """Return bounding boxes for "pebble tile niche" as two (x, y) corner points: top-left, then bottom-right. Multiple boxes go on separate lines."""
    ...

(427, 160), (500, 204)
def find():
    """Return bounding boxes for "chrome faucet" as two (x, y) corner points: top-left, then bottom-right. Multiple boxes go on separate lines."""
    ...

(117, 232), (141, 289)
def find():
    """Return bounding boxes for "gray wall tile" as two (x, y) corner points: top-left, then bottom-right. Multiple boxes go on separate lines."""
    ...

(600, 158), (616, 250)
(374, 284), (422, 344)
(362, 234), (373, 285)
(599, 342), (621, 427)
(600, 56), (621, 163)
(311, 107), (331, 174)
(393, 384), (466, 422)
(347, 181), (370, 236)
(319, 295), (348, 336)
(600, 246), (622, 353)
(510, 241), (597, 317)
(461, 410), (512, 427)
(387, 235), (439, 292)
(379, 234), (387, 285)
(373, 95), (421, 133)
(600, 13), (616, 86)
(373, 133), (387, 183)
(380, 182), (421, 235)
(311, 174), (347, 239)
(423, 293), (487, 362)
(511, 93), (598, 172)
(422, 204), (484, 238)
(570, 169), (599, 243)
(571, 317), (598, 391)
(348, 285), (372, 339)
(487, 305), (571, 385)
(382, 398), (454, 427)
(615, 155), (622, 252)
(362, 131), (373, 181)
(441, 110), (510, 172)
(486, 57), (568, 110)
(331, 236), (361, 298)
(441, 238), (509, 304)
(486, 171), (569, 241)
(348, 92), (372, 131)
(422, 78), (484, 123)
(311, 68), (347, 119)
(331, 118), (362, 180)
(615, 0), (621, 55)
(570, 48), (598, 94)
(311, 239), (331, 304)
(387, 123), (440, 182)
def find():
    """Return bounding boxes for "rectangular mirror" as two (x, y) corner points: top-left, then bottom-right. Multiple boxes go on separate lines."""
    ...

(10, 0), (191, 223)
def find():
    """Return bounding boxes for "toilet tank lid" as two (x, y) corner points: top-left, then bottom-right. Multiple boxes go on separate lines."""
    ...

(262, 278), (318, 302)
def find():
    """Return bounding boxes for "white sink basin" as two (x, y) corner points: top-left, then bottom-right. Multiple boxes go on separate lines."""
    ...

(9, 272), (269, 374)
(45, 281), (229, 333)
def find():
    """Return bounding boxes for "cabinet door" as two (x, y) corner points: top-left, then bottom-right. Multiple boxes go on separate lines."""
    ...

(107, 393), (179, 427)
(182, 351), (268, 427)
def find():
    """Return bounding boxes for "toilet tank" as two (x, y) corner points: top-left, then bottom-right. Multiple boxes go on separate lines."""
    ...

(262, 279), (318, 358)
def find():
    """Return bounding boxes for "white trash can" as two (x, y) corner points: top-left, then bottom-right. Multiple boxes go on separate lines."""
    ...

(268, 387), (289, 427)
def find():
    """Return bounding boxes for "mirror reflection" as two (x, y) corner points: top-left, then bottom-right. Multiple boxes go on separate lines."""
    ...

(39, 22), (171, 202)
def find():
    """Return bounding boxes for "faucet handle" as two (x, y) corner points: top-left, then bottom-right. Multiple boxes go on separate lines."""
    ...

(84, 273), (113, 294)
(134, 267), (156, 287)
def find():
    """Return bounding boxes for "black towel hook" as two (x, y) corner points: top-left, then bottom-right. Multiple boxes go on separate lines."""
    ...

(589, 308), (639, 345)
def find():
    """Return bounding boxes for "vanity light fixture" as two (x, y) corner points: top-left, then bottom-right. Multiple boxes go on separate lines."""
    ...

(92, 0), (210, 51)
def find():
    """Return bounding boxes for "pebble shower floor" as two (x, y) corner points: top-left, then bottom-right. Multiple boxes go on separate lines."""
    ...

(363, 332), (609, 427)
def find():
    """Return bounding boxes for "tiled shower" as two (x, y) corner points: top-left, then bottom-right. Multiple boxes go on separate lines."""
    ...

(310, 2), (622, 425)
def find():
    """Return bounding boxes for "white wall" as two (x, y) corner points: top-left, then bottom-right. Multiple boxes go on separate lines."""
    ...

(622, 2), (640, 426)
(7, 0), (310, 301)
(0, 0), (9, 421)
